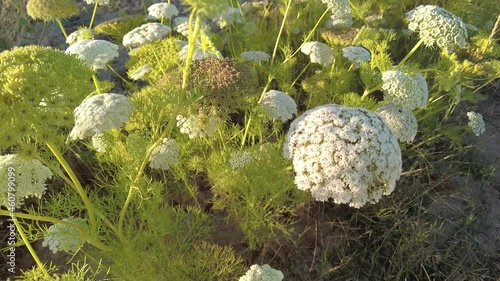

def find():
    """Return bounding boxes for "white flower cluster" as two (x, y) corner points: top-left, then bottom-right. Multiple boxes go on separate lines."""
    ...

(65, 39), (119, 70)
(406, 5), (468, 53)
(123, 23), (172, 48)
(70, 93), (133, 140)
(129, 64), (151, 81)
(239, 264), (284, 281)
(176, 114), (218, 139)
(42, 218), (88, 254)
(228, 151), (253, 170)
(91, 133), (108, 153)
(66, 28), (96, 45)
(214, 7), (243, 29)
(375, 103), (418, 143)
(467, 111), (485, 136)
(240, 51), (270, 62)
(0, 154), (52, 208)
(283, 104), (402, 208)
(179, 43), (220, 61)
(148, 3), (179, 20)
(300, 41), (333, 66)
(84, 0), (110, 5)
(261, 90), (297, 122)
(173, 17), (207, 38)
(381, 71), (428, 110)
(148, 138), (180, 171)
(342, 46), (371, 66)
(321, 0), (353, 28)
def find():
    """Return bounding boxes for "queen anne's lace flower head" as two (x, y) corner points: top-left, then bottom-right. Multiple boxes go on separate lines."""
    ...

(91, 133), (108, 153)
(178, 43), (220, 61)
(148, 138), (180, 170)
(148, 3), (179, 20)
(240, 51), (271, 62)
(42, 218), (88, 254)
(342, 46), (371, 66)
(381, 71), (428, 110)
(173, 17), (208, 38)
(65, 39), (119, 70)
(228, 151), (253, 170)
(375, 103), (418, 143)
(0, 154), (52, 208)
(26, 0), (78, 22)
(283, 104), (402, 208)
(70, 93), (133, 140)
(239, 264), (284, 281)
(321, 0), (353, 28)
(300, 41), (333, 66)
(214, 7), (244, 28)
(123, 23), (172, 48)
(406, 5), (468, 53)
(467, 111), (485, 136)
(66, 28), (97, 45)
(176, 114), (218, 139)
(261, 90), (297, 122)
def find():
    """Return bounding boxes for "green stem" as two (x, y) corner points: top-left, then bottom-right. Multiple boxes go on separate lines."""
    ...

(92, 74), (101, 94)
(398, 38), (424, 66)
(473, 77), (499, 93)
(55, 18), (68, 39)
(1, 211), (112, 252)
(361, 83), (383, 99)
(89, 2), (99, 29)
(38, 22), (48, 45)
(12, 218), (49, 277)
(45, 142), (96, 228)
(107, 64), (135, 89)
(182, 10), (201, 89)
(289, 8), (330, 60)
(270, 0), (292, 67)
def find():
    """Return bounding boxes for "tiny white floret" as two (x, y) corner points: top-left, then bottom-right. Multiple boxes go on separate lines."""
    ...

(467, 111), (485, 136)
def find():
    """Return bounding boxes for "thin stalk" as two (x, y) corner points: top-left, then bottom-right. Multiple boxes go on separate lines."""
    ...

(92, 74), (101, 94)
(398, 38), (424, 66)
(182, 10), (201, 89)
(89, 2), (99, 29)
(361, 83), (383, 99)
(37, 22), (48, 45)
(45, 142), (96, 228)
(270, 0), (292, 67)
(55, 18), (69, 39)
(12, 218), (49, 276)
(289, 8), (330, 60)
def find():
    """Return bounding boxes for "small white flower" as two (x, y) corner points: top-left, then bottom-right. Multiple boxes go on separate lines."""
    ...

(239, 264), (284, 281)
(148, 3), (179, 20)
(176, 114), (218, 139)
(0, 154), (52, 208)
(240, 51), (270, 62)
(261, 90), (297, 122)
(228, 151), (253, 170)
(123, 23), (172, 48)
(375, 103), (418, 143)
(149, 138), (179, 170)
(300, 41), (333, 66)
(173, 17), (208, 38)
(342, 46), (371, 66)
(65, 39), (119, 70)
(381, 71), (428, 110)
(70, 93), (133, 140)
(406, 5), (468, 53)
(129, 64), (151, 81)
(321, 0), (352, 28)
(84, 0), (110, 5)
(42, 218), (88, 254)
(283, 104), (402, 208)
(214, 7), (243, 28)
(66, 28), (97, 45)
(467, 111), (485, 136)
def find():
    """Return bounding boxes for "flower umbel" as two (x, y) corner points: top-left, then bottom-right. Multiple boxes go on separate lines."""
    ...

(69, 93), (133, 140)
(283, 104), (402, 208)
(239, 264), (284, 281)
(148, 138), (180, 171)
(406, 5), (468, 53)
(148, 3), (179, 20)
(467, 111), (485, 136)
(42, 218), (88, 254)
(240, 51), (271, 62)
(65, 39), (119, 70)
(261, 90), (298, 122)
(381, 71), (428, 110)
(123, 23), (172, 48)
(300, 41), (334, 66)
(0, 154), (53, 208)
(375, 103), (418, 143)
